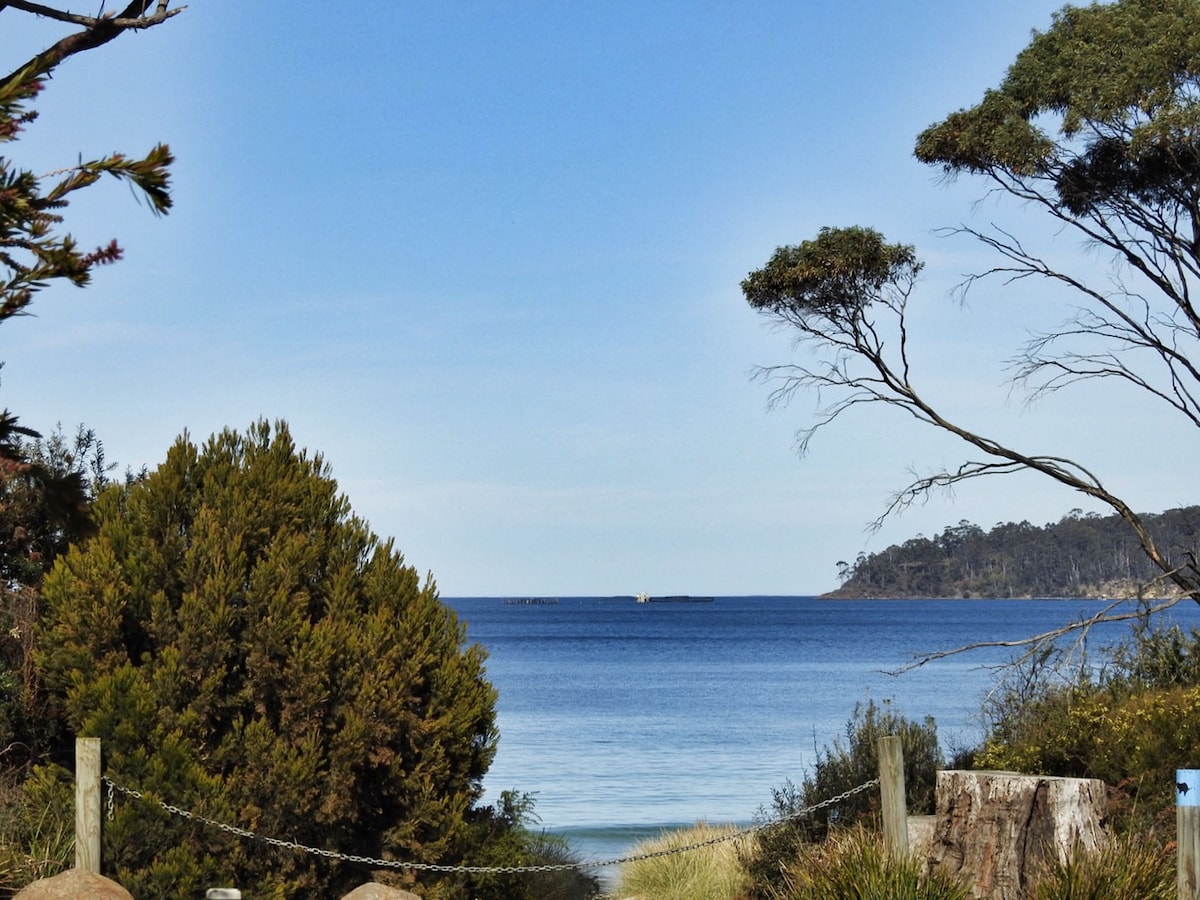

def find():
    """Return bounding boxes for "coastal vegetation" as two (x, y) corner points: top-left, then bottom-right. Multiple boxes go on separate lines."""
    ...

(613, 617), (1185, 898)
(607, 823), (1173, 900)
(612, 822), (749, 900)
(7, 0), (1200, 897)
(969, 606), (1200, 835)
(764, 825), (970, 900)
(739, 701), (940, 897)
(826, 506), (1200, 599)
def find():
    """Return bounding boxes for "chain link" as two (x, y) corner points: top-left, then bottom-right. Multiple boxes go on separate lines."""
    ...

(101, 775), (880, 874)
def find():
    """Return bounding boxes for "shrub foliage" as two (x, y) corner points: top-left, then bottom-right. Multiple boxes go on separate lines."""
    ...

(741, 700), (941, 899)
(976, 609), (1200, 826)
(30, 421), (499, 898)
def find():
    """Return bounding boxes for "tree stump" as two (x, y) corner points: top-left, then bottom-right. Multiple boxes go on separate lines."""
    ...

(925, 770), (1107, 899)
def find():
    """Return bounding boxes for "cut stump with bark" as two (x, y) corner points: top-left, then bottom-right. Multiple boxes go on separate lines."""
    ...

(925, 770), (1107, 899)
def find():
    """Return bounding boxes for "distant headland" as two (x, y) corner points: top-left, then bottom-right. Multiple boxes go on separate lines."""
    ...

(822, 506), (1198, 600)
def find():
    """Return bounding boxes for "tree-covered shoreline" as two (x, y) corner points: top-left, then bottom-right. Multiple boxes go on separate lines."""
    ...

(825, 506), (1200, 600)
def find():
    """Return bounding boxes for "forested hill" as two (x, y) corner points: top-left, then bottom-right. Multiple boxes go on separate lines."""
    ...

(823, 507), (1200, 599)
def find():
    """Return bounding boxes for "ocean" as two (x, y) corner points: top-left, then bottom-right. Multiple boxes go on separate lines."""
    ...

(444, 595), (1200, 870)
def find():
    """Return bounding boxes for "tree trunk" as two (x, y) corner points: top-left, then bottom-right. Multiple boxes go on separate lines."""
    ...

(925, 770), (1108, 899)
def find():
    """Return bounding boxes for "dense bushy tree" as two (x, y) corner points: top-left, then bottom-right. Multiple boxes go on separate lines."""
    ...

(745, 0), (1200, 611)
(32, 421), (499, 898)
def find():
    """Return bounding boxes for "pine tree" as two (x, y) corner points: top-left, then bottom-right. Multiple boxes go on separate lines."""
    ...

(34, 420), (498, 898)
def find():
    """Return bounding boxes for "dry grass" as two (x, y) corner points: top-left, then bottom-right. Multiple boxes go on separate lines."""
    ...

(1026, 832), (1174, 900)
(0, 786), (73, 894)
(609, 821), (748, 900)
(767, 825), (970, 900)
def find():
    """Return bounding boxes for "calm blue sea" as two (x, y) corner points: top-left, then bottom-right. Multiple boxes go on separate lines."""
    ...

(444, 595), (1200, 868)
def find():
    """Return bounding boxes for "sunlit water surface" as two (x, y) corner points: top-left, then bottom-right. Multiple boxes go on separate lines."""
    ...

(446, 595), (1200, 872)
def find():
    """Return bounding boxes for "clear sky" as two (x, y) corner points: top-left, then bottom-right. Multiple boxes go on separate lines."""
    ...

(5, 2), (1197, 597)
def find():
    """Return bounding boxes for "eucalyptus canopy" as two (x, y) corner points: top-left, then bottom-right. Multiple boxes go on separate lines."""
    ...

(745, 0), (1200, 604)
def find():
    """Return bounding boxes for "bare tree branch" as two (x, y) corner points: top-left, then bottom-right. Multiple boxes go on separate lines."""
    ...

(2, 0), (185, 89)
(888, 595), (1185, 675)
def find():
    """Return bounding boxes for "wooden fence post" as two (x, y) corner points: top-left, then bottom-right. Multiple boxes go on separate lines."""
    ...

(878, 735), (908, 860)
(1179, 769), (1200, 899)
(75, 737), (101, 874)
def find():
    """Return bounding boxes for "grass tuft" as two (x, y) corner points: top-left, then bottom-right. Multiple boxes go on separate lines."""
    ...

(767, 825), (970, 900)
(1027, 833), (1174, 900)
(611, 821), (748, 900)
(0, 785), (73, 893)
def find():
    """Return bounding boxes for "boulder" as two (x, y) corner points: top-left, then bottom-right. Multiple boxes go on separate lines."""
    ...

(14, 869), (133, 899)
(340, 883), (423, 900)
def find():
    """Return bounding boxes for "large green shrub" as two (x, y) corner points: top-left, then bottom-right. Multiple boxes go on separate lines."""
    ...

(31, 421), (499, 898)
(977, 681), (1200, 826)
(976, 611), (1200, 827)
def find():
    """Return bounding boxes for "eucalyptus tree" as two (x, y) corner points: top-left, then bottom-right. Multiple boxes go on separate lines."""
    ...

(745, 0), (1200, 607)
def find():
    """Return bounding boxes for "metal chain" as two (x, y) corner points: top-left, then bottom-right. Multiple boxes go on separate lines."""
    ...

(101, 775), (880, 875)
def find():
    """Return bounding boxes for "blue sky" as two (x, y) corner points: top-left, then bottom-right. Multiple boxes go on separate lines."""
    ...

(5, 1), (1197, 597)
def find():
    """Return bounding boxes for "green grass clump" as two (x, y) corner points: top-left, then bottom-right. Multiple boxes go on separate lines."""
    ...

(611, 821), (748, 900)
(0, 772), (73, 894)
(768, 825), (970, 900)
(1026, 834), (1173, 900)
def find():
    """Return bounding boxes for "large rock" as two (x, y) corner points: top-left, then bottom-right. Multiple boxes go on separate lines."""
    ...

(340, 883), (423, 900)
(14, 869), (133, 899)
(926, 770), (1108, 899)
